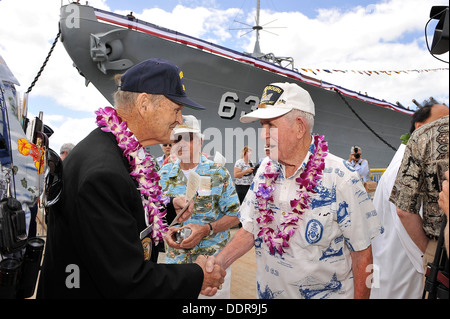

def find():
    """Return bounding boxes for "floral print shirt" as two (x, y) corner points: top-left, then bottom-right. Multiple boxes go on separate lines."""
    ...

(234, 158), (255, 185)
(390, 115), (449, 238)
(159, 154), (240, 263)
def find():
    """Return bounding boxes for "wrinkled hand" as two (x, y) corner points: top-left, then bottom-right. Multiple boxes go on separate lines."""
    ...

(178, 223), (207, 249)
(195, 255), (225, 296)
(173, 196), (194, 224)
(165, 224), (207, 249)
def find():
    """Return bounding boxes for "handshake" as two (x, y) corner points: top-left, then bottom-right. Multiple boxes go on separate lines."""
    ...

(194, 255), (226, 296)
(171, 197), (227, 296)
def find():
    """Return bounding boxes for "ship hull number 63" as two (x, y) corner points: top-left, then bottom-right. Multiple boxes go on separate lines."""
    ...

(218, 92), (260, 120)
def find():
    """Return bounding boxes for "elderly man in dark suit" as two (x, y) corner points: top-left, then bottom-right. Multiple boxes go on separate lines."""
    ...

(37, 59), (225, 298)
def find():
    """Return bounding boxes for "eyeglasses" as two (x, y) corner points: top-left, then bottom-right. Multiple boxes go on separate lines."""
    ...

(162, 144), (172, 147)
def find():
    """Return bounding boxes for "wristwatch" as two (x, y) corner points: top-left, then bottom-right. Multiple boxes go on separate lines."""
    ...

(208, 223), (214, 236)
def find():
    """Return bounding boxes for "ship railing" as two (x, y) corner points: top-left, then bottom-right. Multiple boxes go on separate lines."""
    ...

(363, 168), (386, 199)
(259, 53), (297, 71)
(369, 168), (386, 183)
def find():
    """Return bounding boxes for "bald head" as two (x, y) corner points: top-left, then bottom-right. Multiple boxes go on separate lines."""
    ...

(427, 104), (449, 122)
(414, 104), (449, 131)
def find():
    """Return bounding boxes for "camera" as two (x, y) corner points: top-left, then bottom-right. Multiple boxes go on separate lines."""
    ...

(244, 163), (254, 176)
(353, 147), (359, 153)
(354, 153), (361, 159)
(174, 228), (192, 244)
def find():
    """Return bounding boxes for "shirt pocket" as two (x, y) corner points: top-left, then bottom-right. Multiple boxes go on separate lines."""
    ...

(192, 195), (213, 218)
(193, 188), (221, 218)
(293, 207), (335, 260)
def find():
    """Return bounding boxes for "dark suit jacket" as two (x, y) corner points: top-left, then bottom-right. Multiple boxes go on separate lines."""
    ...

(37, 128), (203, 298)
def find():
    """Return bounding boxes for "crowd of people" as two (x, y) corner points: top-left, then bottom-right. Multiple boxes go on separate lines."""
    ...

(35, 58), (448, 299)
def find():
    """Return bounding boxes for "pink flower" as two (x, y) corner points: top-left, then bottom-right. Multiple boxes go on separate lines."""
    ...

(96, 107), (168, 244)
(255, 134), (328, 256)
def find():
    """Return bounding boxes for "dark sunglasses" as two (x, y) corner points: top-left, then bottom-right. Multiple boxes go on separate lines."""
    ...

(162, 144), (172, 147)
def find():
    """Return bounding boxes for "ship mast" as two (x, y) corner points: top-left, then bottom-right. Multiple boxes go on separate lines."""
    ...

(232, 0), (296, 70)
(252, 0), (263, 57)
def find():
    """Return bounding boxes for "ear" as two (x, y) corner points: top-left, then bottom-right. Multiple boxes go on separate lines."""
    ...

(415, 121), (423, 130)
(296, 116), (308, 139)
(136, 93), (151, 118)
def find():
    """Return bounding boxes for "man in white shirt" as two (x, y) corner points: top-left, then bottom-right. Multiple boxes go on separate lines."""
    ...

(371, 102), (449, 299)
(212, 82), (381, 299)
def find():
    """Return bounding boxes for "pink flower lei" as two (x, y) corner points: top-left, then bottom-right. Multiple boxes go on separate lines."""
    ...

(255, 135), (328, 256)
(95, 107), (168, 245)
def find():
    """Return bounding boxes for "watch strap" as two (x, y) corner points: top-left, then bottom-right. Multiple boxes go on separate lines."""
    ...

(208, 223), (214, 235)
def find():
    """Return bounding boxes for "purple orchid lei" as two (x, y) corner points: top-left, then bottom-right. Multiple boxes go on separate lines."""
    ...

(95, 107), (169, 245)
(255, 135), (328, 256)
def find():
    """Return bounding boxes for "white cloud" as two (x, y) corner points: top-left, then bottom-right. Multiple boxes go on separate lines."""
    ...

(46, 116), (97, 153)
(0, 0), (111, 112)
(0, 0), (112, 150)
(115, 5), (241, 44)
(252, 0), (449, 107)
(1, 0), (448, 153)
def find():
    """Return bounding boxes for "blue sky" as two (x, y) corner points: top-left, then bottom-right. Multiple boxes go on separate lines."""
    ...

(0, 0), (448, 153)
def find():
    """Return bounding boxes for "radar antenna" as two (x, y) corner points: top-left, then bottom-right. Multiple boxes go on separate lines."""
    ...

(230, 0), (295, 70)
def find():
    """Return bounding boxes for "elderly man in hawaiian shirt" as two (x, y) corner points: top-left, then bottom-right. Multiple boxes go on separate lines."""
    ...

(213, 82), (381, 299)
(159, 115), (240, 298)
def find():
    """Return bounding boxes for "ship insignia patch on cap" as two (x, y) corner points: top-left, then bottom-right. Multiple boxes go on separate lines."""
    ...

(260, 85), (284, 106)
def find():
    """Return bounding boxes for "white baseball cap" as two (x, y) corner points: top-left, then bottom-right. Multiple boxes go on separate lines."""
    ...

(240, 82), (315, 123)
(172, 115), (202, 136)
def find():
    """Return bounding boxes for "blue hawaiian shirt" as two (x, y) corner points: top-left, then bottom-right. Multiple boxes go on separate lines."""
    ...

(159, 154), (240, 263)
(240, 139), (381, 299)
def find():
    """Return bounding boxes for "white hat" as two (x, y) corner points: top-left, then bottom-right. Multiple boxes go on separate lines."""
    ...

(172, 115), (202, 136)
(240, 82), (315, 123)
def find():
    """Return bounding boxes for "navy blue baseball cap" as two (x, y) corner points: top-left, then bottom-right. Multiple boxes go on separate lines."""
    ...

(120, 58), (205, 110)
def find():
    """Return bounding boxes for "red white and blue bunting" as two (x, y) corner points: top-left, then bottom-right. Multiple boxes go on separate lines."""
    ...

(300, 68), (449, 76)
(94, 8), (416, 115)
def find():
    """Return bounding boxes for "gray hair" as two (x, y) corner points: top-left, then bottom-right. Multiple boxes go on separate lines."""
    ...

(60, 143), (75, 154)
(285, 109), (315, 134)
(351, 145), (362, 153)
(112, 74), (163, 111)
